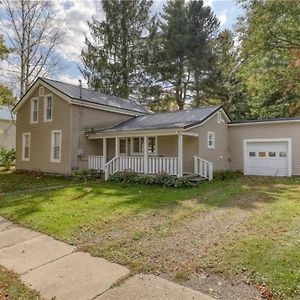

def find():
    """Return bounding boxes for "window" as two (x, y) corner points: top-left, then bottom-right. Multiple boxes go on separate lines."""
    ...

(279, 152), (287, 157)
(148, 137), (157, 154)
(119, 138), (127, 155)
(217, 112), (225, 123)
(31, 98), (38, 123)
(259, 152), (266, 157)
(269, 152), (276, 157)
(131, 137), (157, 155)
(207, 132), (215, 149)
(44, 95), (53, 121)
(51, 130), (61, 162)
(249, 152), (256, 157)
(39, 86), (44, 97)
(22, 133), (30, 161)
(132, 137), (144, 154)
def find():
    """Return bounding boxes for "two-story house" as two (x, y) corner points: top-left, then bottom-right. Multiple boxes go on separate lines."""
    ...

(13, 78), (300, 179)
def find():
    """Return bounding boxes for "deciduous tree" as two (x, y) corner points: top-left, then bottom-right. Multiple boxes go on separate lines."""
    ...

(1, 0), (65, 97)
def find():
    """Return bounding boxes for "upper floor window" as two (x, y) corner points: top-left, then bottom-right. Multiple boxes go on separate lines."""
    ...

(51, 130), (62, 162)
(39, 86), (44, 97)
(31, 98), (38, 123)
(207, 132), (215, 149)
(22, 133), (31, 161)
(217, 112), (225, 123)
(44, 95), (53, 121)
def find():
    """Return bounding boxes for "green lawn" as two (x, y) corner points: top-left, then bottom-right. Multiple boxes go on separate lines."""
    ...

(0, 172), (299, 299)
(0, 171), (75, 194)
(0, 266), (40, 299)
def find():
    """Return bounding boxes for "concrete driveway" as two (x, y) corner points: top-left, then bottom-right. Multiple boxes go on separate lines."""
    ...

(0, 217), (214, 300)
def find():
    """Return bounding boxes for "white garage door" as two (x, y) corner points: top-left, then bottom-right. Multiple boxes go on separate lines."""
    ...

(244, 141), (289, 177)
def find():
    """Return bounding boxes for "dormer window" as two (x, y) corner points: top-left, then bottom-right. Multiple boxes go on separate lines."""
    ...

(31, 98), (38, 123)
(44, 94), (53, 121)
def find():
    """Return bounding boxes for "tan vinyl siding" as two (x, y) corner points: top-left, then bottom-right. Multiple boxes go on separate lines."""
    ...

(188, 112), (229, 171)
(0, 120), (16, 150)
(16, 85), (71, 174)
(228, 122), (300, 175)
(70, 106), (131, 170)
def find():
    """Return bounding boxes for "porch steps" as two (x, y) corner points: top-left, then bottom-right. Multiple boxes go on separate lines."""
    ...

(183, 173), (208, 184)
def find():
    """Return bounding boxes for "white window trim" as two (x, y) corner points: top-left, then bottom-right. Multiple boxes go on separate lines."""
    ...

(130, 136), (158, 156)
(207, 132), (215, 149)
(30, 98), (39, 124)
(39, 86), (44, 97)
(243, 138), (292, 177)
(44, 94), (53, 122)
(131, 137), (144, 155)
(22, 132), (31, 161)
(51, 130), (62, 163)
(147, 136), (158, 155)
(119, 138), (128, 155)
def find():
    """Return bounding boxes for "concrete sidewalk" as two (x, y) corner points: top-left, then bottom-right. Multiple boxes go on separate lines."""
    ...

(0, 217), (214, 300)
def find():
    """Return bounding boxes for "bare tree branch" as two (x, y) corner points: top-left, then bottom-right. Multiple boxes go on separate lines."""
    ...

(1, 0), (65, 97)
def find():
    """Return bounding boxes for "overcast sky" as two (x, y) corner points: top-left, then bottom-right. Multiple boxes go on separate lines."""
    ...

(0, 0), (243, 90)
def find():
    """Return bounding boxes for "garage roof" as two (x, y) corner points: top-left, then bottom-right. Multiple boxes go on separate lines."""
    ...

(230, 116), (300, 125)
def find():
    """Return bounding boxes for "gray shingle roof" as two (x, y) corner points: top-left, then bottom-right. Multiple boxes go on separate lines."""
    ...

(41, 78), (151, 114)
(0, 105), (15, 121)
(97, 106), (222, 132)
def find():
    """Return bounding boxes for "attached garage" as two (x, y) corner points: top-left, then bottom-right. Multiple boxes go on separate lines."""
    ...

(228, 119), (300, 177)
(243, 139), (291, 177)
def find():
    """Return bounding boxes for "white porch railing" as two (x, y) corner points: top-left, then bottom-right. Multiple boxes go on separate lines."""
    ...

(104, 156), (179, 180)
(148, 157), (178, 175)
(194, 156), (213, 181)
(88, 155), (105, 171)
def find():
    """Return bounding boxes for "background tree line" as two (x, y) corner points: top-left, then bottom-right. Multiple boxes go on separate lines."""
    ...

(81, 0), (300, 119)
(1, 0), (299, 120)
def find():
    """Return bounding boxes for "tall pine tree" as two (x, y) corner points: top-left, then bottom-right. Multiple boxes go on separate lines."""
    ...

(81, 0), (157, 100)
(159, 0), (219, 110)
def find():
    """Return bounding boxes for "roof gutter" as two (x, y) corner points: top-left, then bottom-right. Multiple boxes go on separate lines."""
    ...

(88, 128), (185, 139)
(229, 119), (300, 126)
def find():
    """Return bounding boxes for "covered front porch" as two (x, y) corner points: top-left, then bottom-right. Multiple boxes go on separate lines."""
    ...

(87, 130), (213, 181)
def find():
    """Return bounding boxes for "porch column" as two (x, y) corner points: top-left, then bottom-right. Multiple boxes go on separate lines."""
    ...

(178, 134), (183, 177)
(144, 136), (148, 174)
(115, 137), (120, 157)
(103, 137), (107, 163)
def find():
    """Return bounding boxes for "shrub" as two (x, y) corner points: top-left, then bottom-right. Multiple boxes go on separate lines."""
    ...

(71, 168), (101, 180)
(213, 170), (242, 181)
(0, 147), (16, 171)
(109, 171), (192, 188)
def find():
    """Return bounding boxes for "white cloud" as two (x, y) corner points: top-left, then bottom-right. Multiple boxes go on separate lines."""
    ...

(203, 0), (214, 7)
(218, 9), (228, 26)
(57, 73), (87, 87)
(53, 0), (102, 64)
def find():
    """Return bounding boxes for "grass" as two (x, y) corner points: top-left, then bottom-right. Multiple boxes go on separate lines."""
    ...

(0, 172), (299, 299)
(0, 266), (40, 299)
(0, 171), (75, 194)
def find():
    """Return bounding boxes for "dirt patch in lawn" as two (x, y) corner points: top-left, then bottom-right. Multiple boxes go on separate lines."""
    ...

(76, 193), (269, 300)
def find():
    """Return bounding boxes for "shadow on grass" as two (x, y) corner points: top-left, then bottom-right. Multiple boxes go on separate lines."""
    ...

(0, 176), (299, 225)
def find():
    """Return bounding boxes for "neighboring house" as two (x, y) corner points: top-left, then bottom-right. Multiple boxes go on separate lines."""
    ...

(13, 78), (300, 179)
(0, 105), (16, 150)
